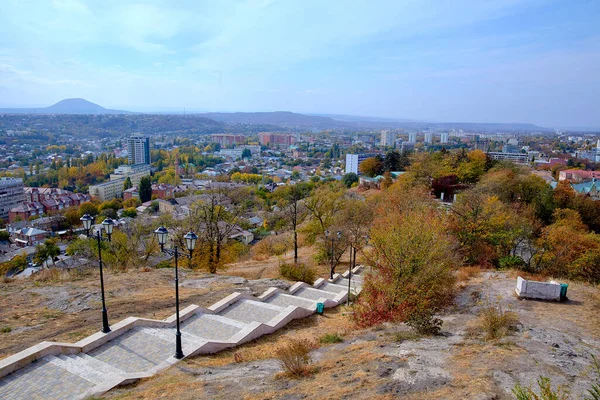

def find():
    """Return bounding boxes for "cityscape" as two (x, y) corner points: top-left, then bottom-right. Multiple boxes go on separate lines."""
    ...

(0, 1), (599, 399)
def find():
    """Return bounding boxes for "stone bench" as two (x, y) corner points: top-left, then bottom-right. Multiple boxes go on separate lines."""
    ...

(515, 276), (566, 301)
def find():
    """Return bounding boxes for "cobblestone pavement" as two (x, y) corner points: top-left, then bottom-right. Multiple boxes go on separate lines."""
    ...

(0, 273), (363, 400)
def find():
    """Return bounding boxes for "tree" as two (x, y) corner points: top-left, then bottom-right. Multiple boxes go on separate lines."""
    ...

(0, 231), (10, 241)
(353, 188), (458, 327)
(123, 177), (133, 190)
(78, 202), (99, 217)
(186, 187), (246, 273)
(121, 207), (137, 218)
(276, 183), (312, 263)
(241, 148), (252, 159)
(342, 173), (359, 188)
(139, 176), (152, 202)
(35, 239), (60, 268)
(359, 157), (383, 177)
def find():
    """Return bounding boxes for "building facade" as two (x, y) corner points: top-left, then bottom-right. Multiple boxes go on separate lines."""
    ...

(127, 134), (150, 165)
(380, 131), (395, 146)
(345, 153), (378, 174)
(258, 133), (296, 147)
(211, 134), (245, 147)
(0, 178), (25, 221)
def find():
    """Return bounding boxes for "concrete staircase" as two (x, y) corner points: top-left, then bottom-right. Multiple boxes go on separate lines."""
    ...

(0, 266), (365, 400)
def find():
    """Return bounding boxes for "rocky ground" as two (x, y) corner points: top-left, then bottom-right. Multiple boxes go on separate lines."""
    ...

(101, 271), (600, 400)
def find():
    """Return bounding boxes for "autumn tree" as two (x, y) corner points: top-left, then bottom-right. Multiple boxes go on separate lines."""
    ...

(532, 209), (600, 282)
(359, 157), (383, 178)
(342, 172), (358, 188)
(78, 202), (99, 217)
(353, 188), (458, 327)
(275, 182), (312, 263)
(186, 187), (246, 273)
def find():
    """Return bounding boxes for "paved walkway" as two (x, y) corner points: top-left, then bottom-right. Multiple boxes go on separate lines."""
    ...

(0, 272), (363, 400)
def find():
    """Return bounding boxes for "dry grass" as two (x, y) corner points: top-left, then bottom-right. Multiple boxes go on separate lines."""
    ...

(275, 338), (316, 377)
(477, 297), (519, 341)
(456, 266), (483, 282)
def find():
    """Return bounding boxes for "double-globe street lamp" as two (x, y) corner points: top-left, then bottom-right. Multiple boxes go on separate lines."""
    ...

(80, 214), (114, 334)
(154, 226), (198, 360)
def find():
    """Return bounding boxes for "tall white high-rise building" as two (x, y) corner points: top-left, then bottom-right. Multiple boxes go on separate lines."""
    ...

(440, 132), (449, 144)
(127, 134), (150, 165)
(424, 132), (433, 144)
(380, 131), (395, 146)
(408, 132), (417, 143)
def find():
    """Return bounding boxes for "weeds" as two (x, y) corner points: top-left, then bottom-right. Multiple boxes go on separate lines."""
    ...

(1, 326), (11, 333)
(390, 330), (422, 343)
(275, 339), (315, 377)
(479, 296), (518, 341)
(406, 308), (443, 335)
(512, 376), (569, 400)
(319, 333), (343, 344)
(587, 354), (600, 400)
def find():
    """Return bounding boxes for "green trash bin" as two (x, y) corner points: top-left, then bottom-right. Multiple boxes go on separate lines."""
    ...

(316, 302), (324, 315)
(560, 284), (568, 301)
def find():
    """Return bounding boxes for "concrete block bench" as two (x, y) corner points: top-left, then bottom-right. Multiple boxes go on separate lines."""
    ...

(515, 276), (567, 301)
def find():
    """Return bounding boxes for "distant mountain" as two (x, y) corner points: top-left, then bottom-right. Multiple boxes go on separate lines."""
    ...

(198, 111), (344, 128)
(0, 98), (131, 114)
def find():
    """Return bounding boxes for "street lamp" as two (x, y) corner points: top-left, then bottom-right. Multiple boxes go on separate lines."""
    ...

(325, 230), (342, 279)
(347, 234), (370, 306)
(154, 226), (198, 359)
(80, 214), (113, 333)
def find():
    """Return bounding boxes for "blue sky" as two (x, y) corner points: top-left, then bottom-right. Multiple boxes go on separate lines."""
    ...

(0, 0), (599, 128)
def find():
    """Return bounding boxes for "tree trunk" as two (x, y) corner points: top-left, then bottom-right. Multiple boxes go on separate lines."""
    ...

(294, 230), (298, 263)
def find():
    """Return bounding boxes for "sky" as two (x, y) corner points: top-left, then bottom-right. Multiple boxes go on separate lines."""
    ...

(0, 0), (599, 128)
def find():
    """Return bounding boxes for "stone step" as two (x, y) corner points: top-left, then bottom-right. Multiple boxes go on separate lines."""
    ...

(49, 354), (113, 386)
(294, 287), (339, 302)
(265, 292), (317, 310)
(218, 298), (285, 324)
(0, 357), (93, 400)
(182, 313), (248, 341)
(317, 282), (352, 294)
(88, 327), (174, 373)
(77, 353), (128, 376)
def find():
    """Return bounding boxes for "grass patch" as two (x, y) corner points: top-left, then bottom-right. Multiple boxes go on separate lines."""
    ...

(279, 262), (316, 284)
(390, 330), (422, 343)
(1, 326), (11, 333)
(42, 309), (63, 319)
(319, 333), (343, 344)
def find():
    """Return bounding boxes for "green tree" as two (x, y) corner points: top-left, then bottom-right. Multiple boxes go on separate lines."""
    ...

(139, 176), (152, 202)
(123, 176), (133, 190)
(342, 173), (359, 188)
(241, 148), (252, 159)
(78, 202), (99, 217)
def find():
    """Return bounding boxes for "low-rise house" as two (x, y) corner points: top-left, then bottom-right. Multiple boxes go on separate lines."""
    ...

(558, 169), (600, 183)
(13, 227), (49, 247)
(152, 183), (175, 199)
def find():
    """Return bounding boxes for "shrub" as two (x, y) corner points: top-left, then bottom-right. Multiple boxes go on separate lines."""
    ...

(405, 307), (443, 335)
(1, 326), (11, 333)
(479, 297), (519, 341)
(512, 376), (569, 400)
(252, 234), (291, 260)
(275, 339), (314, 377)
(155, 260), (173, 269)
(498, 255), (525, 270)
(279, 263), (316, 284)
(587, 354), (600, 400)
(353, 189), (458, 327)
(319, 333), (343, 344)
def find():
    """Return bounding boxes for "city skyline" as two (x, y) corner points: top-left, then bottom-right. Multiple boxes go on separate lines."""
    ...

(1, 0), (599, 129)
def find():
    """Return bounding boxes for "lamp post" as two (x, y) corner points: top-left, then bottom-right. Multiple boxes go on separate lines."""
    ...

(325, 230), (342, 279)
(154, 226), (198, 360)
(347, 234), (369, 306)
(80, 214), (114, 334)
